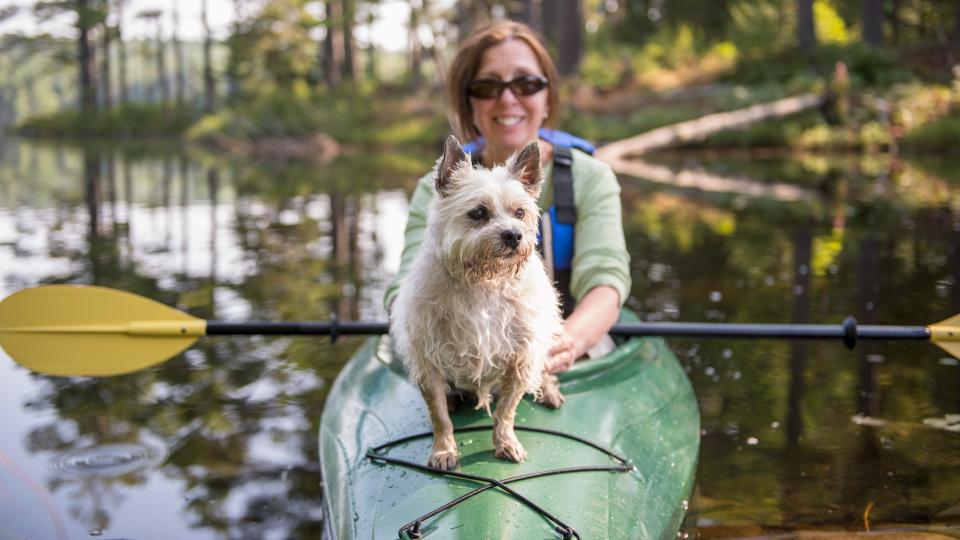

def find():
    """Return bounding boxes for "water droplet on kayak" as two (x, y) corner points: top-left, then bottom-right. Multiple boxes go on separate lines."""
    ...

(681, 499), (689, 511)
(353, 512), (360, 521)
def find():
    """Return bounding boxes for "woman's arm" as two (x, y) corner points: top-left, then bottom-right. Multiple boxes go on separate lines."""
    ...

(546, 154), (631, 373)
(384, 172), (435, 312)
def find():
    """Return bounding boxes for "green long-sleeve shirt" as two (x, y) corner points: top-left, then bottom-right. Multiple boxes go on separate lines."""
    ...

(383, 148), (632, 311)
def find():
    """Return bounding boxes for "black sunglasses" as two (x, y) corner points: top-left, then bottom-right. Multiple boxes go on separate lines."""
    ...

(467, 75), (549, 99)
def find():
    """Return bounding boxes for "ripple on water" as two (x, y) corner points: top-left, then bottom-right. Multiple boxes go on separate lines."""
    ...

(48, 443), (167, 478)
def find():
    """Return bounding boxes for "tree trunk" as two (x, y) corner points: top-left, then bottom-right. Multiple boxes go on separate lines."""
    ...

(408, 1), (422, 89)
(173, 0), (186, 105)
(795, 0), (817, 51)
(100, 20), (112, 109)
(542, 0), (582, 76)
(365, 8), (376, 80)
(116, 0), (128, 105)
(156, 22), (169, 106)
(891, 0), (900, 45)
(323, 0), (344, 88)
(78, 0), (98, 113)
(954, 0), (960, 45)
(595, 93), (824, 162)
(511, 0), (542, 33)
(862, 0), (884, 47)
(341, 0), (356, 81)
(202, 0), (216, 111)
(456, 0), (487, 43)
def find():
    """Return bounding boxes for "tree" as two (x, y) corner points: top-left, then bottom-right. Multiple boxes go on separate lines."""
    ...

(796, 0), (817, 50)
(35, 0), (104, 113)
(138, 9), (168, 106)
(862, 0), (885, 46)
(115, 0), (129, 104)
(408, 0), (423, 88)
(542, 0), (583, 76)
(341, 0), (356, 81)
(322, 0), (344, 87)
(172, 0), (186, 105)
(201, 0), (216, 111)
(100, 0), (112, 110)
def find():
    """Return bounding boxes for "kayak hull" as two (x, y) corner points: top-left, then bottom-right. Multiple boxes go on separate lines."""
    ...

(320, 319), (699, 540)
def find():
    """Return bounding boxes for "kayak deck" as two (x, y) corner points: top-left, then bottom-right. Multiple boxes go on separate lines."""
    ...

(320, 322), (700, 540)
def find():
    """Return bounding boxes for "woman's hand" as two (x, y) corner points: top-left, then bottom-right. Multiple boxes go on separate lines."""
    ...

(545, 329), (580, 374)
(544, 285), (621, 374)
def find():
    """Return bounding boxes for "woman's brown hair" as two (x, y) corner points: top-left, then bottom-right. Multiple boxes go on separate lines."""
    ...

(445, 21), (560, 142)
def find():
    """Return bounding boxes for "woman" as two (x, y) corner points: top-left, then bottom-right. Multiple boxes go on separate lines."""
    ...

(384, 20), (631, 374)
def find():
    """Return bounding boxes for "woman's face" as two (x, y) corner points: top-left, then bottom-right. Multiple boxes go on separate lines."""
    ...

(470, 39), (549, 162)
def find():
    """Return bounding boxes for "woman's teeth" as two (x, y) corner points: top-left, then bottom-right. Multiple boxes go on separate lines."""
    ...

(495, 116), (522, 126)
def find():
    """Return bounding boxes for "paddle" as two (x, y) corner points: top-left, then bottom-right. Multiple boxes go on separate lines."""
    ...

(0, 285), (957, 377)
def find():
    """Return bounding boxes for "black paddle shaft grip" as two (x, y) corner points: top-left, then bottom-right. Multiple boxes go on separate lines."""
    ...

(207, 321), (389, 340)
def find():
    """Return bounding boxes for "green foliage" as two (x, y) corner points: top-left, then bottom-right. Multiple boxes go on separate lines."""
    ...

(901, 112), (960, 152)
(727, 42), (911, 89)
(227, 0), (320, 101)
(16, 103), (199, 138)
(813, 0), (850, 44)
(188, 87), (447, 148)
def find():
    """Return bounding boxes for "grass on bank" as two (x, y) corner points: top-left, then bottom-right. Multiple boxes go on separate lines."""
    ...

(16, 103), (200, 138)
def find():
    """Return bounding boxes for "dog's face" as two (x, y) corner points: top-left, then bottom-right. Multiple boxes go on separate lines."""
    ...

(429, 136), (543, 282)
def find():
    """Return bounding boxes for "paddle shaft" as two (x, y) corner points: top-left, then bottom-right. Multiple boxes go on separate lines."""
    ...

(208, 317), (931, 349)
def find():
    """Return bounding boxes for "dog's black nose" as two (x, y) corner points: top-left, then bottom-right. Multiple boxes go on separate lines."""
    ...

(501, 229), (522, 249)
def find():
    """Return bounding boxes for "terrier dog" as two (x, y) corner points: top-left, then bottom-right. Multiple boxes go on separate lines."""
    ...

(391, 135), (565, 470)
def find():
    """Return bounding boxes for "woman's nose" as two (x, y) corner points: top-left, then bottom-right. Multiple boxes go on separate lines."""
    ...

(497, 87), (519, 103)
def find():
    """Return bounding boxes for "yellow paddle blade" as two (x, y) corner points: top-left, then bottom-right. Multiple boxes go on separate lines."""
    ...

(930, 313), (960, 359)
(0, 285), (205, 377)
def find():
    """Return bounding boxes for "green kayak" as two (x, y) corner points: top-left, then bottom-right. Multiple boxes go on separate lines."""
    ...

(319, 312), (700, 539)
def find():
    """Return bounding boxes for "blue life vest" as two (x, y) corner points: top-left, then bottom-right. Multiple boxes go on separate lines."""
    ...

(464, 128), (592, 315)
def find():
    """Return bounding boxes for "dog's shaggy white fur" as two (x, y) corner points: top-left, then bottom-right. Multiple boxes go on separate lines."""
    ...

(391, 136), (564, 470)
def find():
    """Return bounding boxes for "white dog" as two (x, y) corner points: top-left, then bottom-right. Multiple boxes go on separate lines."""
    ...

(391, 135), (565, 470)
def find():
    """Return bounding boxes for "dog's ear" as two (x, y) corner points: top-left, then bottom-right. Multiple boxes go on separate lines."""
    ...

(436, 135), (467, 196)
(507, 140), (543, 197)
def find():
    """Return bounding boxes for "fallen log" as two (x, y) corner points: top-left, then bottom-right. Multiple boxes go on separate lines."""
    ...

(595, 93), (824, 165)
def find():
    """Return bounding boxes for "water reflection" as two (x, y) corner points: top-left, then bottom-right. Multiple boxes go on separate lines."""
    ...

(622, 152), (960, 535)
(0, 140), (429, 538)
(0, 139), (958, 538)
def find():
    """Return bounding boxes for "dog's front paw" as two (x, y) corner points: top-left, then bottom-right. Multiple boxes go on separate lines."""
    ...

(537, 388), (565, 409)
(428, 450), (459, 470)
(494, 435), (527, 463)
(537, 374), (565, 409)
(428, 439), (460, 470)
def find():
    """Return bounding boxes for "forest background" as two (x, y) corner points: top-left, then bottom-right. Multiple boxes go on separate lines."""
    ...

(1, 0), (959, 157)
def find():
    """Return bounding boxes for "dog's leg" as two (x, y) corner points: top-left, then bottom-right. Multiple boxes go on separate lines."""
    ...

(536, 372), (565, 409)
(492, 370), (527, 463)
(421, 373), (459, 470)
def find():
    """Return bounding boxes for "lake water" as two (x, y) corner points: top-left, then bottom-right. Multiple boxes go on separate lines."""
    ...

(0, 139), (958, 539)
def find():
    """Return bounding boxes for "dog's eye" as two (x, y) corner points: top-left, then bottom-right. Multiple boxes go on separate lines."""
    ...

(514, 208), (525, 220)
(467, 206), (488, 220)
